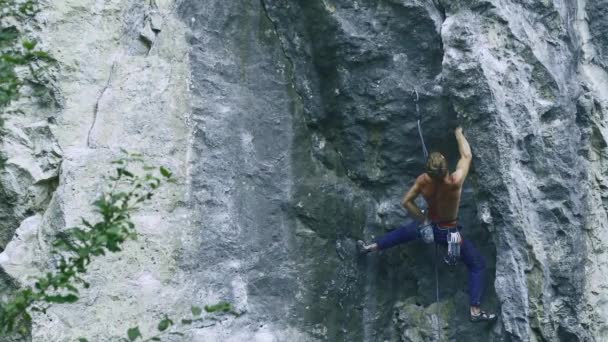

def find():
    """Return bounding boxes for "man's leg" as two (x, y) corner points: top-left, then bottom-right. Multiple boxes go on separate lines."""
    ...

(460, 239), (495, 321)
(359, 221), (419, 253)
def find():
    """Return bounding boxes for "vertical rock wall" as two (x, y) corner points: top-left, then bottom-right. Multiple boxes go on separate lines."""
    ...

(174, 1), (307, 340)
(1, 0), (608, 341)
(439, 0), (608, 340)
(261, 1), (497, 341)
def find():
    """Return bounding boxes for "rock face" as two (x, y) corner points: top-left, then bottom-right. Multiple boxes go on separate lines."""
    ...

(1, 0), (608, 341)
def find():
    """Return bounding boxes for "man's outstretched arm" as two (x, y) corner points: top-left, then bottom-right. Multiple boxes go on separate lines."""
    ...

(452, 126), (472, 184)
(401, 179), (426, 222)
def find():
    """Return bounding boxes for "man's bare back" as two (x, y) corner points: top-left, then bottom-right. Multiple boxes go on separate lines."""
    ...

(401, 127), (472, 224)
(417, 173), (462, 223)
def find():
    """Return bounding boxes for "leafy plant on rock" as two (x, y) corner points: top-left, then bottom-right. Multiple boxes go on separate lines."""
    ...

(0, 0), (57, 169)
(0, 151), (176, 336)
(0, 151), (239, 341)
(92, 303), (237, 342)
(1, 0), (56, 111)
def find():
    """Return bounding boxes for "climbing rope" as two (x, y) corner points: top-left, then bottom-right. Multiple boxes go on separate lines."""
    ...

(413, 87), (440, 342)
(434, 244), (440, 342)
(414, 88), (429, 160)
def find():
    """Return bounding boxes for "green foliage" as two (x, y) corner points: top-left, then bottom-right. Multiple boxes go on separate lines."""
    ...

(0, 0), (56, 111)
(0, 150), (240, 341)
(0, 151), (174, 337)
(120, 305), (216, 342)
(127, 327), (142, 341)
(157, 316), (172, 332)
(0, 0), (56, 175)
(191, 305), (202, 317)
(204, 301), (233, 314)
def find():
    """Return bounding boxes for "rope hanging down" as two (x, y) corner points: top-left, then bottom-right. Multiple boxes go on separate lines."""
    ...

(413, 87), (440, 342)
(414, 88), (429, 159)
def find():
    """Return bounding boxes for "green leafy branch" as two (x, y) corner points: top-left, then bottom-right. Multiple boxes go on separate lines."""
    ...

(115, 303), (239, 342)
(0, 151), (175, 336)
(0, 0), (57, 170)
(1, 0), (57, 111)
(0, 0), (37, 18)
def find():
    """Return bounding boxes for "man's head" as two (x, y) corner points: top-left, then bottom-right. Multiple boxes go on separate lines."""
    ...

(426, 152), (448, 180)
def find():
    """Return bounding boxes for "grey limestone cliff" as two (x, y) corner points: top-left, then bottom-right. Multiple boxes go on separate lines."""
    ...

(1, 0), (608, 341)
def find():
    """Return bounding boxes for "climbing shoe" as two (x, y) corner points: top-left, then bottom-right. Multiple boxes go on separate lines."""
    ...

(470, 310), (497, 323)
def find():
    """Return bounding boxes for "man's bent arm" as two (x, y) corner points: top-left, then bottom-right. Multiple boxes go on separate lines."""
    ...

(453, 127), (472, 184)
(401, 181), (426, 222)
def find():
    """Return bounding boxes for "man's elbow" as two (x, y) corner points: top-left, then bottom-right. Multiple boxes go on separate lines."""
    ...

(461, 152), (472, 160)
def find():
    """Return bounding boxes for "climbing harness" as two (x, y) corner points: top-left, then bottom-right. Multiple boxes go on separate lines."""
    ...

(413, 87), (441, 341)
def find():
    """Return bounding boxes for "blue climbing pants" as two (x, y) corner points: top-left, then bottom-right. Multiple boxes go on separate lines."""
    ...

(375, 221), (486, 307)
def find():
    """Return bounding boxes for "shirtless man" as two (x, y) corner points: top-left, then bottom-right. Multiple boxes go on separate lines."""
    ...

(358, 127), (496, 322)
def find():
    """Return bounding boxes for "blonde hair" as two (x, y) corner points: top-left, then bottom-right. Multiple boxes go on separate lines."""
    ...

(426, 152), (447, 180)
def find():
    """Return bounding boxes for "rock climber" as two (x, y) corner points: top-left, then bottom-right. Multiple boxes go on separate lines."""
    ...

(358, 127), (496, 323)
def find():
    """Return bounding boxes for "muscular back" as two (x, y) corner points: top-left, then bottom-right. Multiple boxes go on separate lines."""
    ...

(401, 128), (472, 223)
(417, 173), (462, 222)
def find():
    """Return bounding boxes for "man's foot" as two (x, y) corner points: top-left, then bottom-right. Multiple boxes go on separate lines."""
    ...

(357, 240), (371, 255)
(470, 310), (497, 323)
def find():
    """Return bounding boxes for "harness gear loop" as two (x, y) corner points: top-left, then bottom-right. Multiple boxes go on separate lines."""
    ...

(445, 228), (462, 266)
